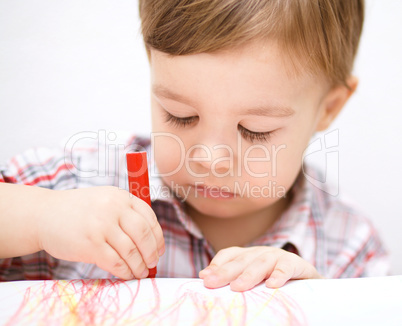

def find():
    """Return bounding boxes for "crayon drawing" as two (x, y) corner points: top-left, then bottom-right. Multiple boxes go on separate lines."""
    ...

(0, 278), (307, 325)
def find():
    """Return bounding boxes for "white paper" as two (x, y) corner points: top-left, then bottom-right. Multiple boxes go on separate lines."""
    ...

(0, 276), (401, 325)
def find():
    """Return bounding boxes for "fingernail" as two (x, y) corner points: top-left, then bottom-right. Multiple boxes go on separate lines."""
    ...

(209, 265), (219, 272)
(200, 268), (212, 275)
(140, 269), (149, 278)
(148, 259), (158, 269)
(266, 277), (277, 287)
(205, 275), (218, 283)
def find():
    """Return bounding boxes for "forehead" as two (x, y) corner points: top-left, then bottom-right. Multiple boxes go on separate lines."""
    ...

(149, 41), (328, 109)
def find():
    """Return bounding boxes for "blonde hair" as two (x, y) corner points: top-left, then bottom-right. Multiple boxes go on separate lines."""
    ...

(139, 0), (364, 87)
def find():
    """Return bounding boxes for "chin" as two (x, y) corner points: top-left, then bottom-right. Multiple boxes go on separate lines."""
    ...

(187, 198), (248, 219)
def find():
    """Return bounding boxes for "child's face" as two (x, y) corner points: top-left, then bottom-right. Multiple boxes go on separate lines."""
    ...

(149, 41), (330, 218)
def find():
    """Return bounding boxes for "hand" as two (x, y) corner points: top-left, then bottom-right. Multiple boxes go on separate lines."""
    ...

(36, 186), (165, 280)
(199, 246), (322, 292)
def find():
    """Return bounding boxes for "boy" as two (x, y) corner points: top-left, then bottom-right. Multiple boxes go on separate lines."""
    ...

(0, 0), (389, 292)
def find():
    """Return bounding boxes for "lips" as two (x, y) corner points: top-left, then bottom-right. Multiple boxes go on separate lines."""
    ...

(193, 184), (235, 200)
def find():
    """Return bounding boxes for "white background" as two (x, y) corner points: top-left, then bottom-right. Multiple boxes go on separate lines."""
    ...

(1, 1), (401, 274)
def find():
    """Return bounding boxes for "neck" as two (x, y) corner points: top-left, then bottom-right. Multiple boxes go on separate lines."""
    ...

(186, 196), (291, 252)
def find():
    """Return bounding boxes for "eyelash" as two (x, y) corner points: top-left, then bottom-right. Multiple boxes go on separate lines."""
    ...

(164, 111), (272, 143)
(164, 111), (199, 127)
(238, 126), (272, 142)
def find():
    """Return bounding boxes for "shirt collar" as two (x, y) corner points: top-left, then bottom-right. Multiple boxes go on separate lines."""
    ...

(251, 166), (326, 261)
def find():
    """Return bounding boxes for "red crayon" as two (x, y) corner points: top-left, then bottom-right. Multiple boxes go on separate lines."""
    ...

(126, 151), (157, 278)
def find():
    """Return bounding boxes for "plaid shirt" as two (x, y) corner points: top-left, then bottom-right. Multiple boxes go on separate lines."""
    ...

(0, 133), (390, 281)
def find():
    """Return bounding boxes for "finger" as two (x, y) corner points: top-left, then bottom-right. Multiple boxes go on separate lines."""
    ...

(292, 260), (321, 280)
(201, 259), (246, 289)
(230, 254), (274, 292)
(106, 226), (148, 279)
(266, 252), (322, 288)
(265, 253), (298, 288)
(129, 195), (165, 257)
(120, 210), (159, 270)
(95, 244), (134, 280)
(200, 247), (243, 277)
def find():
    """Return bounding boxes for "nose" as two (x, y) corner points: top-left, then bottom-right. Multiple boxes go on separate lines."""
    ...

(187, 141), (234, 177)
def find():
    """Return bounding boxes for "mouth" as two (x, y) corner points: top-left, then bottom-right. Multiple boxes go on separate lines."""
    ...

(192, 184), (236, 200)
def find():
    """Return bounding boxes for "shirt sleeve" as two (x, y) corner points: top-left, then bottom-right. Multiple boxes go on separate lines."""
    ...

(324, 206), (391, 278)
(0, 146), (80, 280)
(0, 146), (78, 188)
(0, 133), (138, 281)
(0, 130), (131, 188)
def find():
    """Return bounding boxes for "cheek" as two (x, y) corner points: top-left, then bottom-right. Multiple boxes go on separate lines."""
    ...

(240, 146), (296, 192)
(240, 144), (286, 178)
(240, 131), (311, 193)
(151, 100), (181, 178)
(152, 133), (185, 180)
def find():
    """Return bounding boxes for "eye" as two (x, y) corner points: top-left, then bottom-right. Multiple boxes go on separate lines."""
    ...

(238, 125), (272, 143)
(164, 111), (198, 127)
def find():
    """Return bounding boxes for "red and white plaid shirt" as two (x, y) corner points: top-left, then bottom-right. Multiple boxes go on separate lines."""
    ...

(0, 133), (390, 281)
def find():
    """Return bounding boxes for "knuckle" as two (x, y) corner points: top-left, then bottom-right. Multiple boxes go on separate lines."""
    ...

(255, 255), (269, 265)
(113, 258), (126, 270)
(275, 262), (294, 276)
(84, 232), (96, 244)
(95, 247), (131, 278)
(126, 245), (140, 260)
(110, 258), (131, 278)
(148, 213), (159, 230)
(132, 195), (149, 211)
(139, 225), (153, 243)
(218, 246), (238, 256)
(274, 267), (288, 276)
(234, 255), (247, 264)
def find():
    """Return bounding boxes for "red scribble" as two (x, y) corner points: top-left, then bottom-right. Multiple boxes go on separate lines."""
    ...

(5, 279), (307, 325)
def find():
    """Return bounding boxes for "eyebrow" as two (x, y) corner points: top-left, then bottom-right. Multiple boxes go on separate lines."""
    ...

(152, 84), (295, 118)
(153, 85), (197, 107)
(244, 106), (295, 118)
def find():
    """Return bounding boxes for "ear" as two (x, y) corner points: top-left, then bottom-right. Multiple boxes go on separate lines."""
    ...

(315, 76), (358, 132)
